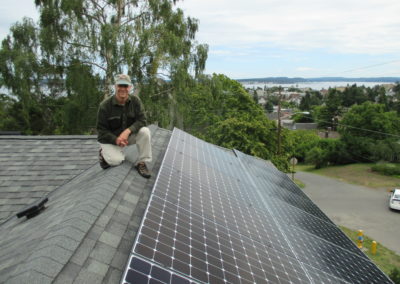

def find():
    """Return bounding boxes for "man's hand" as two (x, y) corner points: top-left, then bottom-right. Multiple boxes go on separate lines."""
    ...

(116, 129), (131, 147)
(116, 137), (128, 147)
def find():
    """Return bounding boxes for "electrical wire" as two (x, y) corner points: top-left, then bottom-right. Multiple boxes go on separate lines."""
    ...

(290, 113), (400, 162)
(340, 60), (400, 74)
(293, 113), (400, 139)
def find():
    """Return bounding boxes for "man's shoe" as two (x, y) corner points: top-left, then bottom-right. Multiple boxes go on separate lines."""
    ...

(99, 149), (110, 169)
(135, 162), (151, 178)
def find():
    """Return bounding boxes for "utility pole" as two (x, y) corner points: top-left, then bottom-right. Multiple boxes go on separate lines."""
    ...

(277, 86), (282, 155)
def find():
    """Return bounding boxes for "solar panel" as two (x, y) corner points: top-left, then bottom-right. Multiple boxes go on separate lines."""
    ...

(122, 128), (393, 284)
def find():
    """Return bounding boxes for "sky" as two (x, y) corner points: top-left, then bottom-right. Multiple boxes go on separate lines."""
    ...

(1, 0), (400, 79)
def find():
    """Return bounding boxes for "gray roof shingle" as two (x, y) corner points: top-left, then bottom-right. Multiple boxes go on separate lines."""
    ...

(0, 125), (171, 283)
(0, 136), (99, 222)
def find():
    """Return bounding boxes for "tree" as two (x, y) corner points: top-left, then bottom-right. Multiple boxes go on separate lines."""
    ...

(288, 130), (320, 162)
(292, 113), (313, 123)
(0, 94), (19, 131)
(340, 84), (368, 107)
(35, 0), (208, 99)
(0, 0), (208, 134)
(264, 100), (274, 113)
(325, 88), (342, 117)
(391, 82), (400, 114)
(179, 74), (291, 171)
(60, 61), (103, 133)
(252, 90), (259, 104)
(299, 93), (311, 110)
(299, 91), (322, 111)
(0, 18), (44, 134)
(339, 102), (400, 162)
(313, 105), (331, 128)
(305, 146), (327, 169)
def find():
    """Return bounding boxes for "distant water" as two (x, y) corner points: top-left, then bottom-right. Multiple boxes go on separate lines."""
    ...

(242, 81), (393, 91)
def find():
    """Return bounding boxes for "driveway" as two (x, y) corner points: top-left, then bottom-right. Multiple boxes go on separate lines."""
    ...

(295, 171), (400, 255)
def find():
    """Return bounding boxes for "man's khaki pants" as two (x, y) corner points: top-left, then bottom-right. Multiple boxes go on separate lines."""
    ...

(100, 127), (152, 166)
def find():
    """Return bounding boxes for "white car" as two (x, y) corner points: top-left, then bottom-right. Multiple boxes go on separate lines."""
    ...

(389, 189), (400, 211)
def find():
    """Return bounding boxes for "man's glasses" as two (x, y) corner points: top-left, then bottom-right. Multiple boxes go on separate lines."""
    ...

(117, 85), (129, 88)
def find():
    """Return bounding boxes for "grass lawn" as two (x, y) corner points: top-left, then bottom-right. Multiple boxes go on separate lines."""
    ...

(340, 226), (400, 275)
(296, 163), (400, 191)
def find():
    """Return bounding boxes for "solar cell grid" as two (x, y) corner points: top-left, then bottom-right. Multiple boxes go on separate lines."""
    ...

(134, 196), (315, 284)
(124, 256), (196, 284)
(264, 197), (365, 257)
(123, 128), (393, 284)
(244, 170), (333, 222)
(168, 132), (236, 166)
(153, 145), (296, 257)
(234, 150), (334, 223)
(166, 141), (248, 186)
(279, 224), (391, 284)
(304, 264), (351, 284)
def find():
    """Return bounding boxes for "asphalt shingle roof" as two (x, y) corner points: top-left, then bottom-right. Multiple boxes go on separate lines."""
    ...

(0, 125), (171, 283)
(0, 136), (99, 222)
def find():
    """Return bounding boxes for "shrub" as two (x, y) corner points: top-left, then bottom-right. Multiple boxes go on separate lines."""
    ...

(389, 267), (400, 284)
(371, 163), (400, 176)
(305, 147), (328, 169)
(289, 130), (320, 162)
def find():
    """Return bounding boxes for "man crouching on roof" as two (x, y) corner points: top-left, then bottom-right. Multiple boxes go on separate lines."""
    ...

(96, 74), (152, 178)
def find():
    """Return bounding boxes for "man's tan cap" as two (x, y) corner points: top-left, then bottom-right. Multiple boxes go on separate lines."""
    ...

(115, 74), (132, 85)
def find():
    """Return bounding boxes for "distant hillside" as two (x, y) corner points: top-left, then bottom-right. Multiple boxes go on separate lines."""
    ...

(237, 77), (400, 84)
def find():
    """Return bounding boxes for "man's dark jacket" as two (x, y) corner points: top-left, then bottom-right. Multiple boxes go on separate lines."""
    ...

(96, 94), (147, 145)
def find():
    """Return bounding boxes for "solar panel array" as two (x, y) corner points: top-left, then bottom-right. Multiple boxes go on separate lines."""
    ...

(122, 128), (393, 284)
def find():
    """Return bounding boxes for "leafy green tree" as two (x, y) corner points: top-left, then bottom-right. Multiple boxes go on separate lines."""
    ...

(60, 61), (103, 134)
(316, 138), (350, 165)
(35, 0), (208, 98)
(264, 100), (274, 113)
(208, 114), (274, 159)
(312, 105), (331, 128)
(288, 130), (320, 162)
(0, 94), (19, 131)
(252, 90), (259, 104)
(292, 113), (313, 123)
(180, 74), (291, 171)
(369, 140), (400, 163)
(0, 18), (45, 134)
(299, 91), (322, 111)
(339, 102), (400, 162)
(1, 0), (207, 134)
(299, 93), (311, 110)
(281, 101), (297, 108)
(305, 147), (327, 169)
(325, 88), (342, 117)
(366, 86), (378, 102)
(268, 95), (279, 106)
(391, 82), (400, 114)
(376, 87), (389, 111)
(340, 84), (368, 107)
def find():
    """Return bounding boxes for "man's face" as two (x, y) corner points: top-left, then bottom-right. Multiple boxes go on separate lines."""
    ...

(115, 84), (131, 105)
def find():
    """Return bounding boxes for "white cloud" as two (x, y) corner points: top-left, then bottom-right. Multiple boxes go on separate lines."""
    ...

(177, 0), (400, 55)
(296, 67), (314, 72)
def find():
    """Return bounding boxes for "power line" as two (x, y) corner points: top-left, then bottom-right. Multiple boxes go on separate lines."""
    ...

(340, 60), (400, 74)
(297, 114), (400, 139)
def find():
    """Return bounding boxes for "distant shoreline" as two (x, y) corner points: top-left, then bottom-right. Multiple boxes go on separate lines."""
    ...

(241, 81), (396, 91)
(236, 77), (400, 84)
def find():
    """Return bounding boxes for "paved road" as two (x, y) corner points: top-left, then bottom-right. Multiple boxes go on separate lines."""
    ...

(295, 171), (400, 255)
